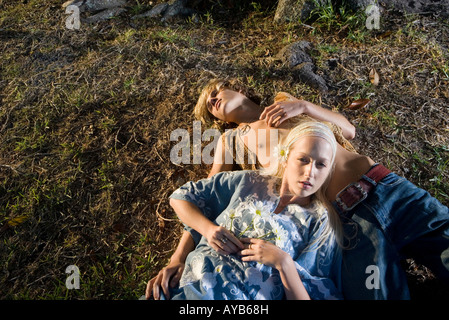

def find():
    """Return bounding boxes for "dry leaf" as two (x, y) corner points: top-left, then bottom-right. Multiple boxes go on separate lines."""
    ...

(346, 99), (371, 110)
(7, 214), (29, 227)
(378, 31), (393, 39)
(369, 68), (380, 86)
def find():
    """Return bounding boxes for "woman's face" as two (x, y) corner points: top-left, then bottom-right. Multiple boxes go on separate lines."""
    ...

(207, 88), (247, 122)
(282, 136), (333, 200)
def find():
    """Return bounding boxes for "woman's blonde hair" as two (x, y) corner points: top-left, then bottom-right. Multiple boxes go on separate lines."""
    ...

(261, 120), (343, 250)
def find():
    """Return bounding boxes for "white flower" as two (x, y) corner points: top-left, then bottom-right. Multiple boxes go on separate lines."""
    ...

(224, 209), (237, 230)
(273, 144), (289, 163)
(234, 199), (273, 238)
(248, 200), (271, 220)
(270, 220), (288, 249)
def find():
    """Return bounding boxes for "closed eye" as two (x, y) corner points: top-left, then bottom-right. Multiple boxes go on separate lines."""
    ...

(210, 89), (218, 98)
(317, 162), (327, 168)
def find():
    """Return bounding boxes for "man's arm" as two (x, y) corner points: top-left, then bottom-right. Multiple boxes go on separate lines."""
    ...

(261, 99), (356, 140)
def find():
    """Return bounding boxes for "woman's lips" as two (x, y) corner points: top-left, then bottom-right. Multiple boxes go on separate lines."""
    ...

(299, 181), (312, 189)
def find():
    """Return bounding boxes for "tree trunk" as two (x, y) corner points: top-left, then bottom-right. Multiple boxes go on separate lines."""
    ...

(274, 0), (325, 23)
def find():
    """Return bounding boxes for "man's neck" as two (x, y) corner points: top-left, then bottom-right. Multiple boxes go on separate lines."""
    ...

(232, 100), (263, 125)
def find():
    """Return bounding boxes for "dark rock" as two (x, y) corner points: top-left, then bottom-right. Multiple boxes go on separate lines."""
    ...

(161, 0), (196, 22)
(275, 41), (313, 68)
(83, 0), (127, 12)
(85, 7), (126, 23)
(132, 0), (196, 22)
(132, 3), (170, 19)
(294, 62), (328, 92)
(276, 41), (328, 92)
(327, 58), (338, 70)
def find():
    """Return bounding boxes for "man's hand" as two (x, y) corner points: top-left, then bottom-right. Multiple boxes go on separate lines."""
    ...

(145, 261), (184, 300)
(260, 101), (305, 127)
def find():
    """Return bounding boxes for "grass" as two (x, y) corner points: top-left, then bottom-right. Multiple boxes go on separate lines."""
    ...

(0, 0), (448, 299)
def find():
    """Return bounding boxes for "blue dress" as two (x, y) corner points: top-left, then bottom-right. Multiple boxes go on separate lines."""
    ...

(168, 170), (342, 300)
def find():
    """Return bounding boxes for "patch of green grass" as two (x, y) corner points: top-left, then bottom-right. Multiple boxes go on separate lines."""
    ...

(371, 108), (398, 129)
(426, 147), (449, 202)
(310, 0), (369, 42)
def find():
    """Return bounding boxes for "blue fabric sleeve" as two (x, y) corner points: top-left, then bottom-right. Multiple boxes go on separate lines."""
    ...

(294, 215), (343, 300)
(169, 171), (248, 245)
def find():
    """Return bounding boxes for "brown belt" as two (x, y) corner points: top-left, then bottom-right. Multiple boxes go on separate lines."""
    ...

(335, 164), (391, 213)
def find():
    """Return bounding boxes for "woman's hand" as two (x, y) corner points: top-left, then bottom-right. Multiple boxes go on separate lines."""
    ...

(145, 260), (185, 300)
(170, 199), (243, 256)
(205, 225), (244, 255)
(239, 238), (290, 270)
(260, 101), (306, 127)
(240, 238), (311, 300)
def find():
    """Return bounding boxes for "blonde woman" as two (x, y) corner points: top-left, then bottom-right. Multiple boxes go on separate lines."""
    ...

(160, 121), (342, 300)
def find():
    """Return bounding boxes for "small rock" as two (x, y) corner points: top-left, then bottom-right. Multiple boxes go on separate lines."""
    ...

(327, 58), (338, 70)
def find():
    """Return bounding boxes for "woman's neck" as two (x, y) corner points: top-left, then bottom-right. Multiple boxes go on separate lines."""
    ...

(274, 180), (311, 213)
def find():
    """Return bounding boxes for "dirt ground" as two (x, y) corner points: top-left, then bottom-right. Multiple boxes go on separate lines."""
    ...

(0, 0), (448, 299)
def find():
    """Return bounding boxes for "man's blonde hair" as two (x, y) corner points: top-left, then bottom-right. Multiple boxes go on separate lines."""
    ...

(193, 78), (261, 128)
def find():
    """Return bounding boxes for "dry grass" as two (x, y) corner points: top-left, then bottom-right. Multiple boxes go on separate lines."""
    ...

(0, 0), (448, 299)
